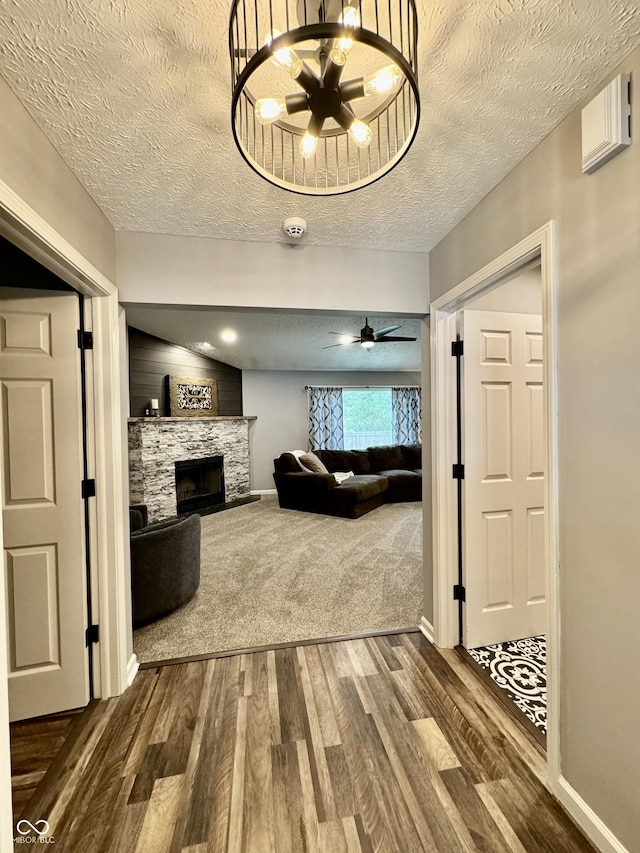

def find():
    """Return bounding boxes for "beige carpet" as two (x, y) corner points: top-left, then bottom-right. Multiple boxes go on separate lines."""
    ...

(133, 495), (423, 663)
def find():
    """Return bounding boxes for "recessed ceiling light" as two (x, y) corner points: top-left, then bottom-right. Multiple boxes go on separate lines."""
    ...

(220, 329), (237, 343)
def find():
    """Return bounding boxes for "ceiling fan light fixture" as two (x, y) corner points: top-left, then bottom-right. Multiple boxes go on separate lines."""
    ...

(322, 318), (417, 350)
(230, 0), (420, 195)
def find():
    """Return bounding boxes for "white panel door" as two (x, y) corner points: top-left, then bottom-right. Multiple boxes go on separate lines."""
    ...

(0, 287), (89, 721)
(461, 310), (546, 649)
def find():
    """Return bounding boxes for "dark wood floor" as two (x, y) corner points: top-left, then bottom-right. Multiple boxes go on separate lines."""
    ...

(10, 633), (596, 852)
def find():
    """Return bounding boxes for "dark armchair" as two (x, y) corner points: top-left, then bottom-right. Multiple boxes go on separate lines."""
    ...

(129, 507), (201, 625)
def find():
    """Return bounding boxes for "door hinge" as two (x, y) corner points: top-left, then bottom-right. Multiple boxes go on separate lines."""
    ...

(453, 584), (466, 602)
(85, 624), (99, 646)
(81, 478), (96, 499)
(452, 463), (465, 480)
(77, 330), (94, 350)
(451, 340), (464, 357)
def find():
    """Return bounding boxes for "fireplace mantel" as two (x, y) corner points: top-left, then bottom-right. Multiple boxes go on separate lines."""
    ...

(128, 416), (256, 423)
(128, 416), (256, 522)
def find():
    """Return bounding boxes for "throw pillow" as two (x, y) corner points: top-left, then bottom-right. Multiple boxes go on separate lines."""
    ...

(299, 451), (329, 474)
(289, 449), (309, 471)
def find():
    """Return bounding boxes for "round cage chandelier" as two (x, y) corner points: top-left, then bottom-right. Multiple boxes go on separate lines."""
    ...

(229, 0), (420, 195)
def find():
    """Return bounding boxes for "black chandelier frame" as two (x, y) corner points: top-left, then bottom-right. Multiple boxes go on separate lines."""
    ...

(229, 0), (420, 195)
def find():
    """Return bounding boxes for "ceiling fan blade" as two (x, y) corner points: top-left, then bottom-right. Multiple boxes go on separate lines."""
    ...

(374, 336), (418, 342)
(328, 332), (359, 337)
(373, 324), (400, 338)
(322, 340), (360, 349)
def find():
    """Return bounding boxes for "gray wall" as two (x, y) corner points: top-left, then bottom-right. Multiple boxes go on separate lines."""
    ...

(0, 75), (116, 281)
(242, 370), (421, 492)
(429, 45), (640, 851)
(116, 231), (429, 315)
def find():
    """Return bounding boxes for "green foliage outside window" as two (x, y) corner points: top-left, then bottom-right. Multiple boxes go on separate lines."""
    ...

(342, 388), (392, 433)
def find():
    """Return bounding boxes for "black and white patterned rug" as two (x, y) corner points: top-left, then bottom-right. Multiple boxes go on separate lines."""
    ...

(468, 636), (546, 734)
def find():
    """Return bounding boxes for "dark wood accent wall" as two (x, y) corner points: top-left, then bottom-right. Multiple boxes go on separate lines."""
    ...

(128, 327), (243, 417)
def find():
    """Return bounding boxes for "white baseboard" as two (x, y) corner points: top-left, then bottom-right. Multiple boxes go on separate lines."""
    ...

(251, 489), (277, 495)
(420, 616), (434, 643)
(554, 775), (630, 853)
(126, 653), (139, 687)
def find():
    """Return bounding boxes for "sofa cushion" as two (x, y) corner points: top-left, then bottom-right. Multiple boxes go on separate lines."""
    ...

(368, 444), (404, 472)
(377, 469), (422, 491)
(299, 451), (329, 474)
(332, 474), (388, 503)
(316, 449), (371, 474)
(401, 444), (422, 469)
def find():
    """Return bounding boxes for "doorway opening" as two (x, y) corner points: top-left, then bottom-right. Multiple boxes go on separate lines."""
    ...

(454, 266), (547, 744)
(431, 223), (559, 776)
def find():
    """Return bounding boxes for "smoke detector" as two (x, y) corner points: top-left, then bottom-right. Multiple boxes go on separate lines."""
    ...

(283, 217), (307, 239)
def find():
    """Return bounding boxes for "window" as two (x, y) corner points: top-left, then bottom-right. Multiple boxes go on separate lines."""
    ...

(308, 385), (421, 450)
(342, 388), (393, 449)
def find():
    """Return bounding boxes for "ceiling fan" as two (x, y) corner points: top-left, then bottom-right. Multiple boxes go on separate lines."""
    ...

(323, 318), (417, 349)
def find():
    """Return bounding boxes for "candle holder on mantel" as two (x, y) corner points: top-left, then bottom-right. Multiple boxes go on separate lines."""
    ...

(149, 398), (160, 418)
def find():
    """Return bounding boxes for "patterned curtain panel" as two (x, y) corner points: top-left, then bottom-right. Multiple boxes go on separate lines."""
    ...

(308, 387), (344, 450)
(391, 387), (422, 445)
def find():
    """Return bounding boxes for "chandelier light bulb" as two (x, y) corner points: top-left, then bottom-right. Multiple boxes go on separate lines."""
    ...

(299, 131), (319, 160)
(254, 98), (288, 125)
(265, 29), (299, 72)
(337, 6), (361, 55)
(349, 119), (372, 148)
(364, 64), (403, 96)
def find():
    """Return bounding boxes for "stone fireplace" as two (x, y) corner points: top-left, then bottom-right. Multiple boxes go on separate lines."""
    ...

(128, 416), (256, 523)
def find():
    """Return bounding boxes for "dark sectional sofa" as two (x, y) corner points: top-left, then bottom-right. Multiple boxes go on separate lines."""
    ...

(273, 444), (422, 518)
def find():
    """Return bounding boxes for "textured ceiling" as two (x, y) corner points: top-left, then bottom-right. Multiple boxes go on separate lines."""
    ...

(0, 2), (639, 252)
(124, 305), (422, 371)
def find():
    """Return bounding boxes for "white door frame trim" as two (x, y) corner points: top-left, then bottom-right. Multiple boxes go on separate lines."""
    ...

(0, 177), (131, 848)
(0, 179), (132, 699)
(430, 221), (560, 784)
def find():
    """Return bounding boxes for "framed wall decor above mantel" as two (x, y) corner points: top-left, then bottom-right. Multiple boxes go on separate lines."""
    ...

(167, 375), (218, 418)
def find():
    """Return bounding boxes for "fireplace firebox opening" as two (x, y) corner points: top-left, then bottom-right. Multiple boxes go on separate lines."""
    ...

(175, 455), (225, 514)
